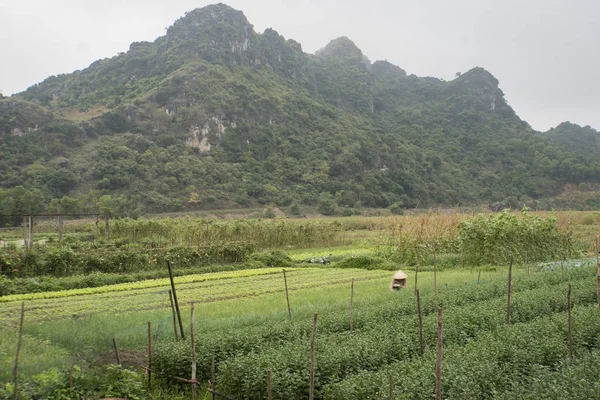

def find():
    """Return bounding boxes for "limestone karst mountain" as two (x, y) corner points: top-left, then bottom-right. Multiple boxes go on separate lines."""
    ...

(1, 3), (598, 217)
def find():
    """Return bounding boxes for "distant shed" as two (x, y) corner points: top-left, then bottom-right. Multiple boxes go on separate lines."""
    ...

(389, 270), (408, 291)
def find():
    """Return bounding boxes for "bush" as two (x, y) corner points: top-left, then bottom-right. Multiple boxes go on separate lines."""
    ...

(250, 251), (294, 268)
(388, 202), (405, 215)
(459, 210), (573, 266)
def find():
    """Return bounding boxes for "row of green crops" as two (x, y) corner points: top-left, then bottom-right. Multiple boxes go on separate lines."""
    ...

(79, 218), (345, 249)
(214, 279), (597, 399)
(152, 266), (597, 399)
(458, 210), (574, 265)
(0, 242), (255, 279)
(323, 306), (600, 399)
(0, 268), (391, 327)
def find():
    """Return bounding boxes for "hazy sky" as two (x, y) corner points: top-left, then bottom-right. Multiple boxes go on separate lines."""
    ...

(1, 0), (598, 131)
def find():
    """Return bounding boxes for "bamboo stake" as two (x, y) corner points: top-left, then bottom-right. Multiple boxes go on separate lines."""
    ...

(267, 369), (272, 400)
(435, 308), (443, 400)
(414, 264), (419, 296)
(506, 260), (513, 326)
(28, 215), (33, 250)
(416, 289), (424, 356)
(309, 313), (318, 400)
(567, 284), (573, 360)
(168, 290), (178, 340)
(191, 303), (197, 400)
(211, 352), (216, 400)
(105, 216), (110, 241)
(147, 322), (152, 390)
(349, 278), (354, 333)
(167, 261), (185, 339)
(69, 354), (77, 389)
(596, 235), (600, 309)
(23, 215), (28, 249)
(13, 302), (25, 400)
(57, 201), (63, 243)
(283, 269), (292, 319)
(433, 251), (438, 307)
(561, 257), (565, 282)
(477, 270), (481, 284)
(113, 337), (121, 364)
(388, 374), (393, 400)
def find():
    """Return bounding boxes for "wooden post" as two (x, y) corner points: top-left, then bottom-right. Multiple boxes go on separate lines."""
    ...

(113, 337), (121, 364)
(168, 290), (178, 340)
(167, 261), (185, 339)
(28, 215), (33, 250)
(105, 216), (110, 241)
(433, 250), (438, 307)
(506, 260), (513, 325)
(23, 215), (28, 249)
(211, 352), (216, 400)
(435, 308), (443, 400)
(414, 264), (419, 296)
(596, 235), (600, 309)
(69, 354), (77, 388)
(506, 260), (512, 325)
(349, 278), (354, 333)
(309, 313), (318, 400)
(147, 322), (152, 390)
(283, 269), (292, 319)
(267, 369), (272, 400)
(13, 302), (25, 400)
(567, 284), (573, 360)
(416, 289), (424, 356)
(388, 374), (393, 400)
(477, 270), (481, 284)
(57, 200), (63, 243)
(191, 303), (197, 400)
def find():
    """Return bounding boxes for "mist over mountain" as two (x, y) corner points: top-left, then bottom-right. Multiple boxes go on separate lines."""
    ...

(1, 3), (599, 218)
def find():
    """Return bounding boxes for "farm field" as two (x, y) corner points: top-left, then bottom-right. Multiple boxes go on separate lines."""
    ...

(0, 210), (599, 399)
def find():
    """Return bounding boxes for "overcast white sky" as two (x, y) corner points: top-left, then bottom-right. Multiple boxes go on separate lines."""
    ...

(0, 0), (598, 131)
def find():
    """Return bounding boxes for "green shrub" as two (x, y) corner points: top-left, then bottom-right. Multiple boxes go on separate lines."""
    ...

(388, 202), (405, 215)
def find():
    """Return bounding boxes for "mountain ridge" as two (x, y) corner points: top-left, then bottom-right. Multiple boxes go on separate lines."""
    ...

(1, 3), (599, 220)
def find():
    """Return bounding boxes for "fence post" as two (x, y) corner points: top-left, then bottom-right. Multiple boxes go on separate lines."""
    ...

(169, 290), (178, 340)
(349, 278), (354, 333)
(167, 261), (185, 339)
(211, 352), (216, 400)
(57, 200), (63, 243)
(283, 269), (292, 319)
(433, 250), (438, 307)
(414, 264), (419, 296)
(309, 313), (318, 400)
(267, 369), (272, 400)
(69, 354), (77, 388)
(28, 215), (34, 250)
(191, 303), (197, 400)
(567, 284), (573, 360)
(13, 302), (25, 400)
(506, 260), (513, 326)
(147, 322), (152, 390)
(113, 337), (121, 364)
(596, 235), (600, 309)
(23, 215), (28, 249)
(435, 308), (443, 400)
(416, 289), (424, 356)
(105, 216), (110, 241)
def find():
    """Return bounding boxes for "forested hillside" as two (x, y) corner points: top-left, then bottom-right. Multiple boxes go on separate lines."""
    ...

(1, 3), (599, 220)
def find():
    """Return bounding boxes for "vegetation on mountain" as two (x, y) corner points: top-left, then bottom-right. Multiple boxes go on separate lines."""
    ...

(1, 3), (599, 222)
